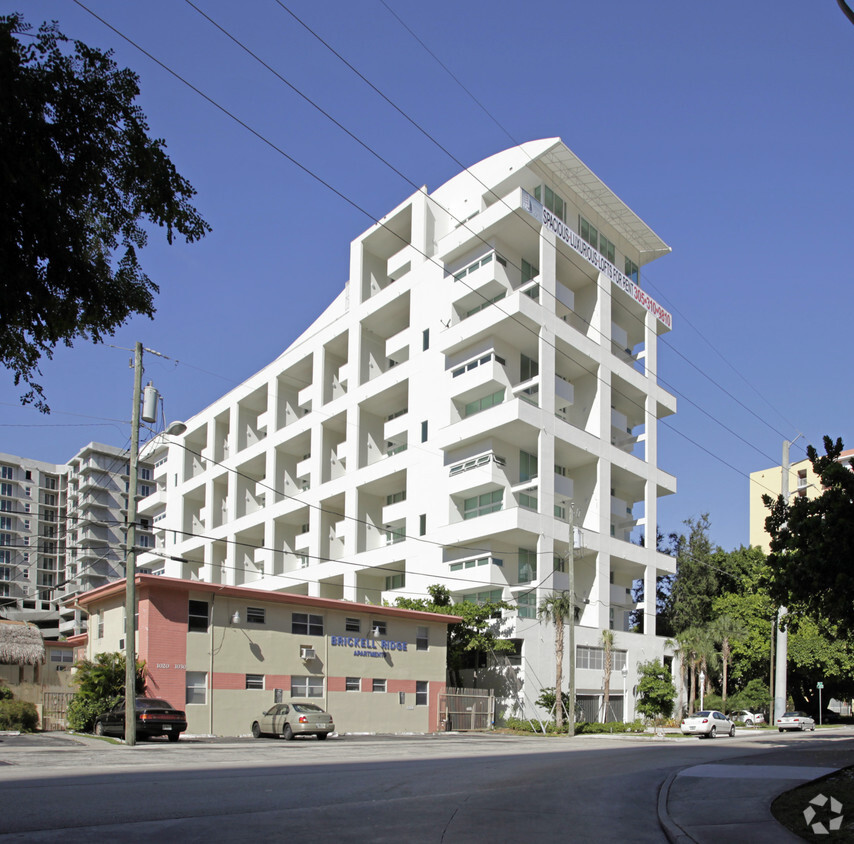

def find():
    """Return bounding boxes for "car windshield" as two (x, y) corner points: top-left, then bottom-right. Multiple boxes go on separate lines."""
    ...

(291, 704), (324, 713)
(695, 711), (712, 717)
(783, 711), (803, 718)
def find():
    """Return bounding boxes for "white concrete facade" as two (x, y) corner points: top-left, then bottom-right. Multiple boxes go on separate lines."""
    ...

(138, 139), (677, 721)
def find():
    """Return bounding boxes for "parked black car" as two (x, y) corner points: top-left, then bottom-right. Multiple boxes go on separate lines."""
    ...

(94, 697), (187, 742)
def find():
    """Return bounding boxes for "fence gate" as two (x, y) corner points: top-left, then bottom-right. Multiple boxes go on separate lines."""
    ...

(42, 692), (74, 732)
(439, 687), (495, 731)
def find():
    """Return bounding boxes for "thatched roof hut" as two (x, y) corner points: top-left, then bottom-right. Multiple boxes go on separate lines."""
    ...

(0, 620), (45, 665)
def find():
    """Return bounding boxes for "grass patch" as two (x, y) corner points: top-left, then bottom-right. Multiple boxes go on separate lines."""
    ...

(772, 765), (854, 840)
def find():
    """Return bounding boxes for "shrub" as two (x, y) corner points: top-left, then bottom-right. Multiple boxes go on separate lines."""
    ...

(66, 697), (114, 733)
(0, 700), (39, 732)
(0, 684), (13, 701)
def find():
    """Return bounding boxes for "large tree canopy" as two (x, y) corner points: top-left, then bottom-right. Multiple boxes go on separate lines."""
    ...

(0, 16), (210, 409)
(763, 436), (854, 634)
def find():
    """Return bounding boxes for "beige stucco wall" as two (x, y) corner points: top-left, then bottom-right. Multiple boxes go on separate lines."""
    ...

(749, 457), (819, 551)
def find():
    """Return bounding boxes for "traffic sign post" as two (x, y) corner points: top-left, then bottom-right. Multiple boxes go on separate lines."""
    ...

(817, 682), (824, 725)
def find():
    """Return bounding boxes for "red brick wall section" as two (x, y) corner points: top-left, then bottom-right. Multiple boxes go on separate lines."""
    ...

(212, 673), (246, 691)
(388, 679), (416, 695)
(266, 675), (290, 692)
(138, 585), (188, 709)
(326, 676), (346, 693)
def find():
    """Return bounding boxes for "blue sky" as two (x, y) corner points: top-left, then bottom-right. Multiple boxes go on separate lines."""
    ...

(4, 0), (853, 551)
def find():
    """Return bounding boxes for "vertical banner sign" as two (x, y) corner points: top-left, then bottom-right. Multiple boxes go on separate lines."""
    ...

(521, 191), (673, 330)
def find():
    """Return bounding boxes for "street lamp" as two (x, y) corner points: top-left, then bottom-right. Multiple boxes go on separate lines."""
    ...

(621, 664), (629, 720)
(699, 670), (706, 711)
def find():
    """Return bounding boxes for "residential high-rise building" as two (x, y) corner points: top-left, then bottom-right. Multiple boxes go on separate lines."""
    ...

(0, 453), (66, 637)
(138, 139), (677, 721)
(60, 442), (155, 637)
(0, 443), (154, 638)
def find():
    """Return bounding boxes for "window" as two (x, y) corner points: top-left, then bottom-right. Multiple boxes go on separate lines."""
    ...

(577, 645), (627, 671)
(345, 617), (360, 633)
(0, 567), (10, 581)
(186, 671), (207, 705)
(521, 258), (539, 283)
(416, 681), (428, 706)
(0, 550), (9, 565)
(188, 600), (209, 632)
(386, 490), (406, 505)
(139, 484), (152, 497)
(50, 649), (73, 665)
(0, 466), (12, 480)
(139, 467), (152, 481)
(0, 500), (9, 511)
(463, 490), (503, 520)
(422, 328), (429, 351)
(292, 613), (323, 636)
(534, 184), (566, 221)
(246, 607), (266, 624)
(519, 450), (538, 482)
(520, 354), (538, 382)
(553, 554), (566, 573)
(0, 483), (12, 497)
(463, 389), (504, 417)
(345, 677), (360, 692)
(421, 420), (428, 443)
(245, 674), (264, 690)
(448, 555), (503, 572)
(385, 527), (404, 545)
(518, 548), (537, 584)
(464, 291), (505, 318)
(519, 492), (538, 511)
(0, 584), (9, 598)
(624, 258), (639, 284)
(463, 589), (504, 606)
(518, 592), (537, 619)
(291, 676), (323, 698)
(372, 620), (387, 637)
(138, 535), (152, 548)
(579, 216), (598, 250)
(44, 476), (57, 490)
(599, 234), (615, 264)
(385, 573), (405, 590)
(372, 679), (387, 693)
(97, 613), (104, 639)
(43, 493), (56, 506)
(419, 514), (426, 536)
(416, 626), (428, 651)
(0, 517), (10, 530)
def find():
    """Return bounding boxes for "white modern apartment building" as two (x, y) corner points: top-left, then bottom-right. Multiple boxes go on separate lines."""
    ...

(138, 139), (677, 721)
(0, 453), (66, 637)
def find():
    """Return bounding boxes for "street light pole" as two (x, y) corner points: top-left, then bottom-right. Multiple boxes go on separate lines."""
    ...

(567, 502), (576, 737)
(621, 664), (629, 720)
(125, 342), (143, 746)
(699, 670), (706, 711)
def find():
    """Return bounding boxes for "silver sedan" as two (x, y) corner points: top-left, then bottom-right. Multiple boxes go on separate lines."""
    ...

(251, 702), (334, 740)
(777, 711), (816, 732)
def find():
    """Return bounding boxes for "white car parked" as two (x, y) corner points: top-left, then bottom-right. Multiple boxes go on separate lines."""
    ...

(728, 709), (765, 726)
(777, 711), (816, 732)
(681, 710), (736, 739)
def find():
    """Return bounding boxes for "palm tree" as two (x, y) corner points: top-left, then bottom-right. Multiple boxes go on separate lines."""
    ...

(538, 592), (574, 730)
(601, 629), (614, 722)
(710, 614), (746, 713)
(679, 625), (715, 714)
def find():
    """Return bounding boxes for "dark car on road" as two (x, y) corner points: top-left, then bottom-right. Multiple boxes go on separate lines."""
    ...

(94, 697), (187, 742)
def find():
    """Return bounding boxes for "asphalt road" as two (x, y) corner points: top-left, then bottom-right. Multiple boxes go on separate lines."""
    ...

(0, 730), (851, 842)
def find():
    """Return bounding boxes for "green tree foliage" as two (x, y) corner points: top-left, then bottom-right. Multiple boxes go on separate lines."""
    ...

(67, 651), (146, 732)
(636, 659), (676, 722)
(664, 515), (719, 633)
(394, 585), (512, 686)
(0, 16), (210, 409)
(709, 614), (747, 712)
(764, 436), (854, 634)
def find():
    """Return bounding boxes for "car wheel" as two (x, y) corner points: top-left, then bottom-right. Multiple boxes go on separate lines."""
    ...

(167, 732), (180, 743)
(709, 726), (717, 739)
(745, 719), (753, 727)
(94, 721), (105, 737)
(251, 722), (262, 739)
(729, 725), (736, 737)
(316, 732), (328, 741)
(282, 724), (294, 741)
(811, 724), (816, 732)
(779, 728), (785, 732)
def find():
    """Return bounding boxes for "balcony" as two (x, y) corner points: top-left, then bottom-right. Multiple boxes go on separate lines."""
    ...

(387, 243), (416, 281)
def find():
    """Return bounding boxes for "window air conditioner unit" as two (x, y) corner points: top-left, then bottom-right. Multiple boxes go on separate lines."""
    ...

(300, 647), (316, 661)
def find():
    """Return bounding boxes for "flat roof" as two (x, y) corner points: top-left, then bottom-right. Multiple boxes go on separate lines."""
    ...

(71, 575), (463, 626)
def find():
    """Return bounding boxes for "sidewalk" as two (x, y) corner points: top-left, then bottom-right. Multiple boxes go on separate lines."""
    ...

(658, 760), (841, 843)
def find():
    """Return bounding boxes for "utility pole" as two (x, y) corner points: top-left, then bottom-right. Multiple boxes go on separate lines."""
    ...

(125, 342), (143, 746)
(774, 437), (798, 724)
(567, 503), (576, 737)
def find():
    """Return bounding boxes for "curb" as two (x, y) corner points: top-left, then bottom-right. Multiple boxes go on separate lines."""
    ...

(658, 769), (696, 844)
